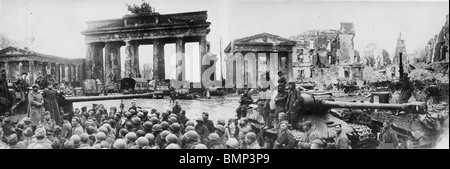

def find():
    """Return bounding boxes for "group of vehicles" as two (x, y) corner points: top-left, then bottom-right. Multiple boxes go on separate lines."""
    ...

(81, 78), (199, 99)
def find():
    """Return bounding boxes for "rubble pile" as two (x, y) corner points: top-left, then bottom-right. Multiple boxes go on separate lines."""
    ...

(348, 123), (374, 142)
(291, 130), (305, 141)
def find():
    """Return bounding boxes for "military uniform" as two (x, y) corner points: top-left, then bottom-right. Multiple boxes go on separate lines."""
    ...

(27, 139), (52, 149)
(274, 129), (295, 149)
(27, 91), (45, 127)
(378, 127), (398, 149)
(334, 132), (351, 149)
(298, 128), (320, 149)
(244, 141), (261, 149)
(286, 86), (302, 126)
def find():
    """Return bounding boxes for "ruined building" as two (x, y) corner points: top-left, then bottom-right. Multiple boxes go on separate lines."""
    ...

(290, 22), (363, 82)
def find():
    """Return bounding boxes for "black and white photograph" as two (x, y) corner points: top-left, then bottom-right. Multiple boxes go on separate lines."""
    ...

(0, 0), (448, 154)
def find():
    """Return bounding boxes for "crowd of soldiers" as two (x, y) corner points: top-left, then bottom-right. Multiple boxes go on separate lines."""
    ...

(0, 98), (355, 149)
(0, 69), (413, 149)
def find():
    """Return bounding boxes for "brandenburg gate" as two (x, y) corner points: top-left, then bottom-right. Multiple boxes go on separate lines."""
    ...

(81, 11), (211, 87)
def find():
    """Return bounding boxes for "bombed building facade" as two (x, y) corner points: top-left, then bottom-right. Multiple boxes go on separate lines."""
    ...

(290, 22), (364, 83)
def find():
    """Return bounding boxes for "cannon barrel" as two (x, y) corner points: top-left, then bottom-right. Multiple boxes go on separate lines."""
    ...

(64, 92), (160, 102)
(322, 101), (411, 110)
(299, 94), (426, 115)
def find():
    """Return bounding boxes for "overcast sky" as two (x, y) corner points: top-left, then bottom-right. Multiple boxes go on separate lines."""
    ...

(0, 0), (448, 81)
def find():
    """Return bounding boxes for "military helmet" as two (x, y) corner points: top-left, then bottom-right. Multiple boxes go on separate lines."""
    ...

(160, 130), (171, 140)
(145, 133), (155, 143)
(160, 121), (170, 131)
(136, 130), (146, 137)
(150, 117), (160, 124)
(208, 133), (220, 142)
(169, 123), (181, 132)
(95, 132), (107, 141)
(195, 144), (208, 149)
(184, 126), (195, 132)
(169, 117), (178, 124)
(143, 121), (153, 130)
(166, 143), (181, 149)
(98, 126), (108, 135)
(215, 125), (226, 133)
(165, 134), (178, 144)
(136, 137), (149, 148)
(185, 121), (195, 127)
(113, 139), (127, 149)
(226, 138), (239, 149)
(125, 132), (138, 142)
(183, 131), (199, 141)
(137, 112), (145, 118)
(152, 124), (162, 132)
(132, 117), (142, 125)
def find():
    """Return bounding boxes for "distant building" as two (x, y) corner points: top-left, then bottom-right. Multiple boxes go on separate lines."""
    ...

(0, 46), (85, 87)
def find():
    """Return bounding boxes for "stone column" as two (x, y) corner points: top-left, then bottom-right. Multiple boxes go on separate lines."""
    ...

(199, 36), (207, 87)
(55, 63), (60, 83)
(105, 42), (122, 86)
(5, 61), (10, 82)
(153, 39), (165, 81)
(85, 43), (104, 80)
(269, 53), (279, 84)
(41, 62), (48, 76)
(75, 65), (79, 82)
(176, 38), (186, 81)
(287, 51), (294, 82)
(61, 64), (66, 83)
(132, 43), (140, 78)
(68, 65), (72, 83)
(29, 60), (34, 85)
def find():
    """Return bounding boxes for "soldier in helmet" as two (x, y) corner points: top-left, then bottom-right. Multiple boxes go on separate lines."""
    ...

(226, 138), (239, 149)
(136, 137), (149, 149)
(145, 133), (159, 149)
(206, 133), (225, 149)
(170, 123), (183, 146)
(182, 130), (200, 149)
(125, 132), (138, 149)
(195, 117), (210, 143)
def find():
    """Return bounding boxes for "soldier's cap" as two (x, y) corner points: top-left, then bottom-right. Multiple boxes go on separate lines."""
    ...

(3, 111), (12, 117)
(21, 72), (28, 75)
(288, 82), (296, 85)
(196, 117), (204, 122)
(32, 84), (39, 88)
(278, 71), (284, 75)
(34, 128), (46, 138)
(8, 133), (18, 144)
(215, 125), (226, 132)
(44, 111), (51, 116)
(23, 128), (33, 137)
